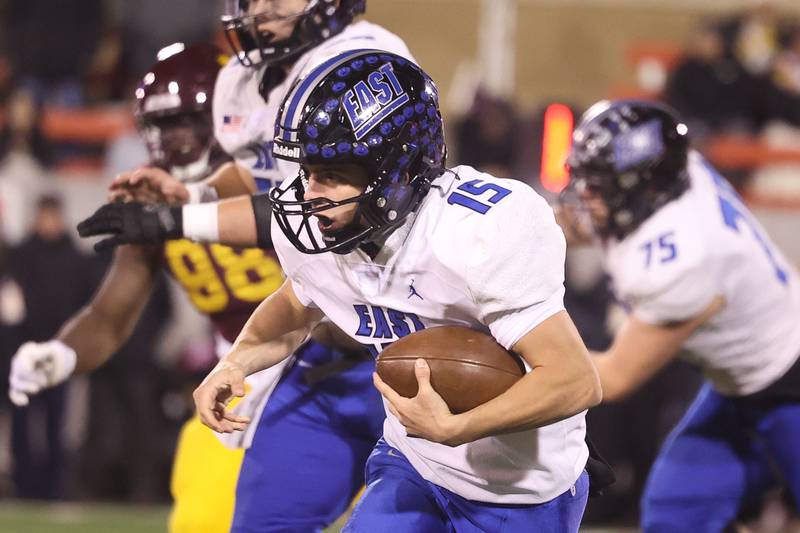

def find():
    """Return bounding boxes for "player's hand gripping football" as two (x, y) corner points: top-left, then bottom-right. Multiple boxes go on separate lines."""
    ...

(373, 358), (466, 447)
(77, 201), (183, 251)
(9, 341), (77, 406)
(193, 361), (252, 434)
(109, 167), (189, 205)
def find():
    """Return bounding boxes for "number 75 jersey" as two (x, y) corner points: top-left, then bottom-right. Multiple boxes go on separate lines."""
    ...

(604, 151), (800, 396)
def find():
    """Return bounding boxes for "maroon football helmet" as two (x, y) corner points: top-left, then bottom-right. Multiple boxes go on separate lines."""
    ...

(135, 43), (227, 181)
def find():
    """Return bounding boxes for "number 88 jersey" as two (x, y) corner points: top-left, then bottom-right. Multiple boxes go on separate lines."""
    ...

(163, 239), (284, 343)
(604, 151), (800, 396)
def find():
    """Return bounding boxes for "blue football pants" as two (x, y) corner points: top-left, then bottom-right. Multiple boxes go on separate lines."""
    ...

(345, 439), (589, 533)
(642, 382), (800, 532)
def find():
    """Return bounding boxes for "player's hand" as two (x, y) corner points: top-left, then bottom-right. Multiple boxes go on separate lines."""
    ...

(109, 167), (189, 205)
(77, 201), (183, 252)
(373, 358), (466, 447)
(193, 361), (252, 434)
(9, 341), (77, 406)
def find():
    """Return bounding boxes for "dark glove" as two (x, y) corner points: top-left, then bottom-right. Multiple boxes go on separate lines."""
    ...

(77, 201), (183, 252)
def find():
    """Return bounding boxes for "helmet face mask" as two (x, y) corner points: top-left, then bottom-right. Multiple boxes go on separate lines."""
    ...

(140, 113), (214, 179)
(563, 170), (615, 234)
(222, 0), (366, 67)
(270, 165), (375, 254)
(566, 100), (691, 239)
(270, 50), (446, 255)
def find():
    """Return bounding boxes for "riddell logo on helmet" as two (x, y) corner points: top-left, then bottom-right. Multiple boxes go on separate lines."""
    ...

(273, 140), (302, 160)
(343, 63), (410, 141)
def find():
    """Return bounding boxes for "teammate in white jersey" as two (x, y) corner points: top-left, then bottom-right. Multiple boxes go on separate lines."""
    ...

(212, 1), (411, 196)
(176, 50), (602, 532)
(560, 100), (800, 532)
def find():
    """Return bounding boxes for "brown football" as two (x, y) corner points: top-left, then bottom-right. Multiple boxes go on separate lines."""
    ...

(376, 326), (525, 414)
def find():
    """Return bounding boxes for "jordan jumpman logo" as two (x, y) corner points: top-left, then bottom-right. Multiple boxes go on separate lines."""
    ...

(408, 279), (424, 300)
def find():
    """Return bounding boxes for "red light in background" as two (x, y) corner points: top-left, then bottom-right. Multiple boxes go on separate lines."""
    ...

(540, 103), (574, 193)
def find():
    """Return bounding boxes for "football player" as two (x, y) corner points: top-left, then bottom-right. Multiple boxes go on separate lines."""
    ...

(561, 100), (800, 532)
(7, 44), (259, 532)
(76, 2), (419, 532)
(176, 50), (601, 532)
(7, 43), (301, 533)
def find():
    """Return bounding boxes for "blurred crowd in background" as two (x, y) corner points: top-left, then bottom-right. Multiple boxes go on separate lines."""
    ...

(0, 0), (798, 528)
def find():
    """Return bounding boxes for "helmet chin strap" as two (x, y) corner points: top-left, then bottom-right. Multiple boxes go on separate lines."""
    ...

(327, 222), (373, 255)
(169, 149), (211, 183)
(327, 199), (376, 255)
(250, 3), (318, 64)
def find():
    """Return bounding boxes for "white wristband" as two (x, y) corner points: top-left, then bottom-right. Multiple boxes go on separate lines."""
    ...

(186, 182), (219, 205)
(182, 203), (220, 243)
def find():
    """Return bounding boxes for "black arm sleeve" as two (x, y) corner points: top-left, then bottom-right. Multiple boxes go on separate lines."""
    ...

(251, 193), (273, 249)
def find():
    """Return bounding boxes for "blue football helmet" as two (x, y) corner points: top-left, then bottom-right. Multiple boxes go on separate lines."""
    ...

(222, 0), (366, 67)
(566, 100), (691, 239)
(270, 49), (447, 254)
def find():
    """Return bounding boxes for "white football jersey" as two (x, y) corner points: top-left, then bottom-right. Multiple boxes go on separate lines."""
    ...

(213, 21), (414, 192)
(272, 165), (588, 504)
(604, 151), (800, 396)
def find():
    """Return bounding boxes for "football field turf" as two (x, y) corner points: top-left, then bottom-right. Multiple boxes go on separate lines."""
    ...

(0, 503), (345, 533)
(0, 501), (635, 532)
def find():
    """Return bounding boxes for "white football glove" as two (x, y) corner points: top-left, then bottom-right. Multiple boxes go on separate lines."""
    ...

(9, 340), (77, 406)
